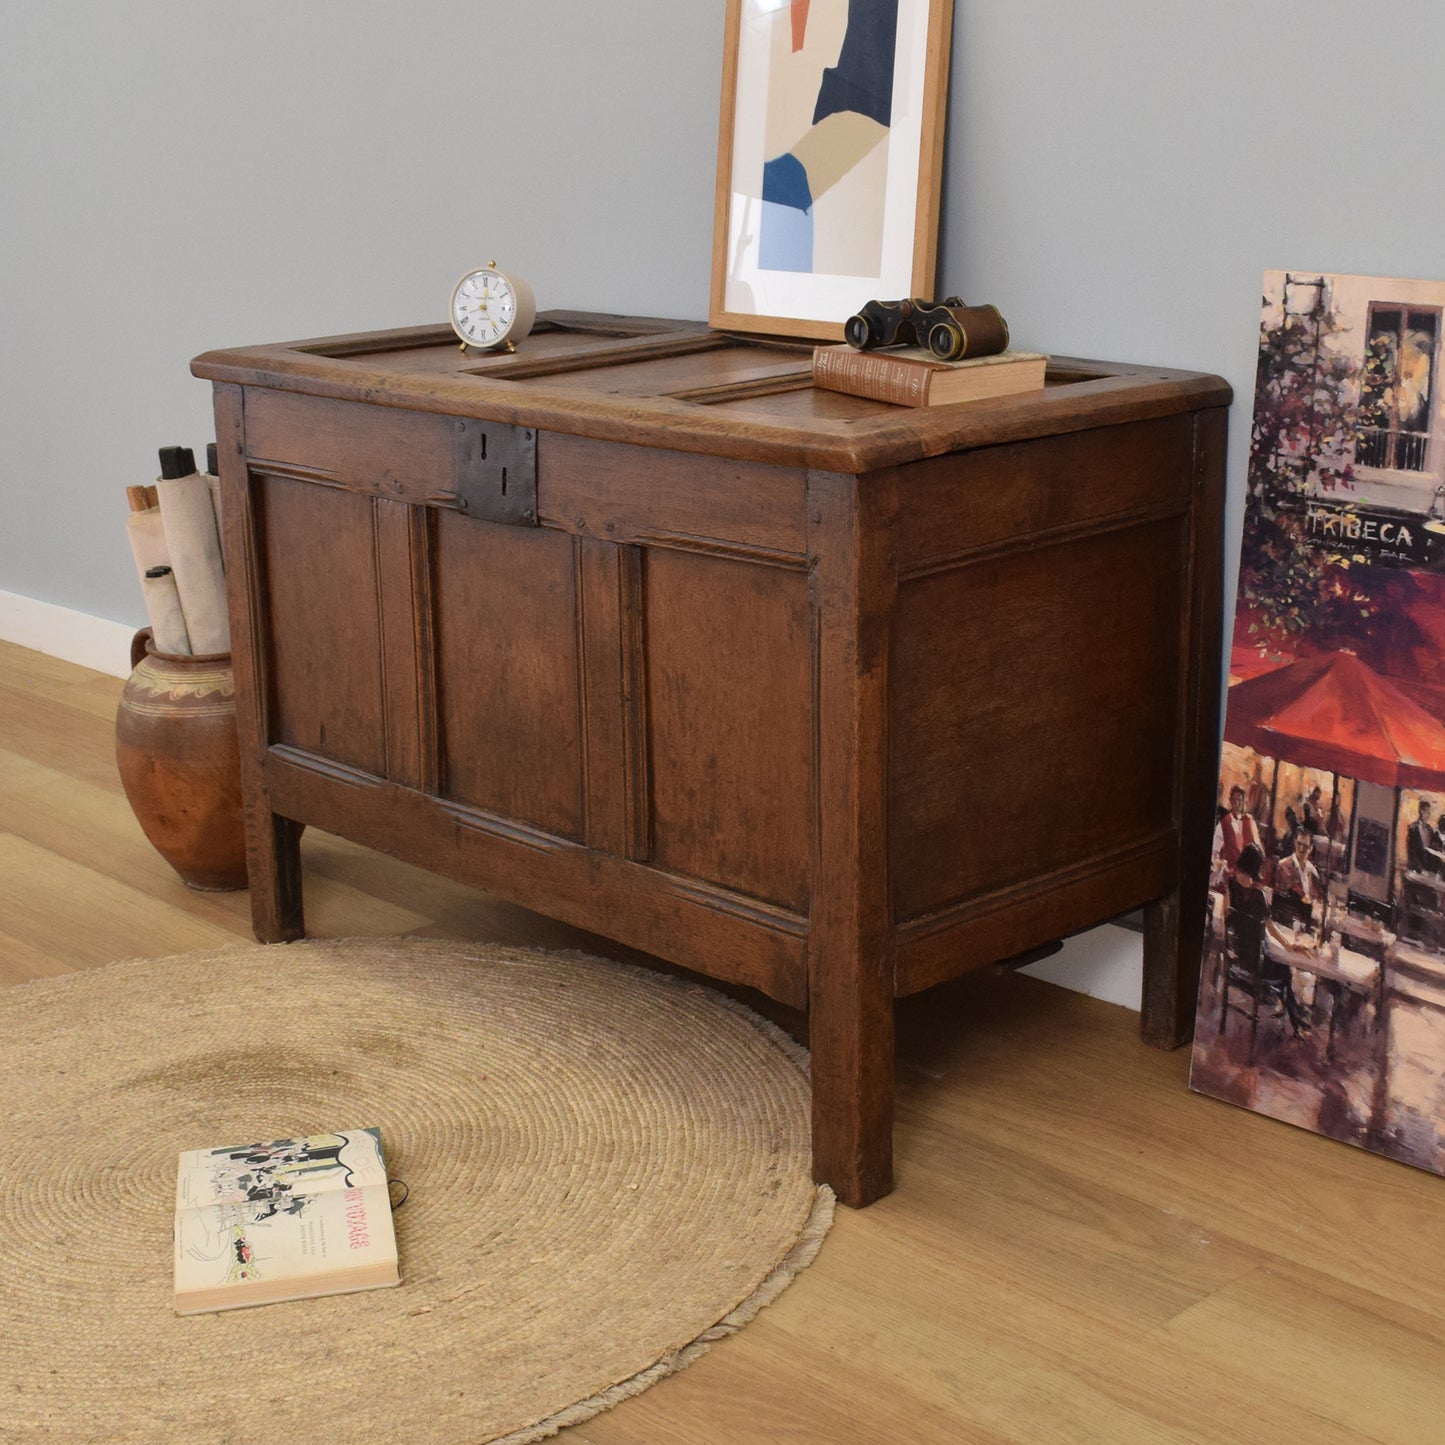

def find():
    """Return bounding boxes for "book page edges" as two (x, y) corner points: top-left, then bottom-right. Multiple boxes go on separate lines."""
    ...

(174, 1266), (401, 1316)
(929, 353), (1048, 404)
(812, 346), (1047, 407)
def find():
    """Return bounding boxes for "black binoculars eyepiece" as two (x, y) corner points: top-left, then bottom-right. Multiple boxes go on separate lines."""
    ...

(843, 297), (1009, 362)
(844, 296), (959, 352)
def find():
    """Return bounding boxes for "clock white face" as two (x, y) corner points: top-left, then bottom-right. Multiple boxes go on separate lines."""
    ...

(451, 268), (518, 348)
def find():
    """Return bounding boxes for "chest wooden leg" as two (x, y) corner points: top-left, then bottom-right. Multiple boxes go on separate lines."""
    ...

(807, 469), (898, 1206)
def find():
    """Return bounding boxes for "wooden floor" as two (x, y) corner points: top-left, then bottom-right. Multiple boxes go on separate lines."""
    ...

(5, 637), (1444, 1443)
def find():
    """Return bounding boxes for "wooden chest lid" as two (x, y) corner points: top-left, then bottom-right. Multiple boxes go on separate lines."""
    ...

(192, 310), (1231, 473)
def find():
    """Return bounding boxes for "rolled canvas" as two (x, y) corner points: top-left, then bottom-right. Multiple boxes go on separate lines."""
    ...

(141, 567), (191, 656)
(156, 472), (229, 655)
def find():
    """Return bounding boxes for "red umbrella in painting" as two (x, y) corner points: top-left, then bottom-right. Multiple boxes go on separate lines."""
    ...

(1224, 650), (1445, 790)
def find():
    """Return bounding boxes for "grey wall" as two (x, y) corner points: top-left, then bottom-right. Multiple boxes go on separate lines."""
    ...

(5, 1), (1445, 639)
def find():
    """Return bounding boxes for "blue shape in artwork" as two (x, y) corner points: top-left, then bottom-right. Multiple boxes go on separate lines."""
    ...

(759, 197), (813, 273)
(762, 152), (813, 212)
(813, 0), (898, 129)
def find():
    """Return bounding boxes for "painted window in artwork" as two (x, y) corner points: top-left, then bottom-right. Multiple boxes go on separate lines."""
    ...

(1356, 304), (1439, 471)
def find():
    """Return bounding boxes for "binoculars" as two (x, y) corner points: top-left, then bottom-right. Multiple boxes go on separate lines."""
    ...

(843, 297), (1010, 362)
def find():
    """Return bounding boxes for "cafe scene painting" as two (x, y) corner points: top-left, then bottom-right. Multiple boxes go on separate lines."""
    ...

(1190, 271), (1445, 1175)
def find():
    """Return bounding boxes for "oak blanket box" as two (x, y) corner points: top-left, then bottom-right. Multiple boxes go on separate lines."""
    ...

(192, 313), (1230, 1206)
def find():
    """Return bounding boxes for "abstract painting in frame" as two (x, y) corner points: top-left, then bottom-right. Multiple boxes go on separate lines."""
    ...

(1192, 269), (1445, 1178)
(709, 0), (953, 341)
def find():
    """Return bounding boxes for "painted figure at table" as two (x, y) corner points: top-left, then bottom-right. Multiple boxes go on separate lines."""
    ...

(1275, 828), (1323, 905)
(1300, 786), (1325, 838)
(1228, 845), (1311, 1037)
(1405, 799), (1445, 877)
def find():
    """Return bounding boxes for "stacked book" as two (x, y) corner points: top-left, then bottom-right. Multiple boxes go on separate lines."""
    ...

(125, 444), (229, 656)
(813, 344), (1048, 408)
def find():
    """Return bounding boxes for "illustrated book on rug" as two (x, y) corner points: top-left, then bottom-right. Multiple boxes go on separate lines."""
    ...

(173, 1127), (399, 1315)
(1191, 269), (1445, 1179)
(812, 345), (1047, 407)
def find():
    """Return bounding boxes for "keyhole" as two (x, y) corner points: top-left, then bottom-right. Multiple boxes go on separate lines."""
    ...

(501, 467), (508, 496)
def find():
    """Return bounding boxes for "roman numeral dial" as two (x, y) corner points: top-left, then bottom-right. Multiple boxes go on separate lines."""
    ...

(448, 265), (537, 352)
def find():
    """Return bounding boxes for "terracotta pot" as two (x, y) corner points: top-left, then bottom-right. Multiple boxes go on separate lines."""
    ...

(115, 628), (247, 891)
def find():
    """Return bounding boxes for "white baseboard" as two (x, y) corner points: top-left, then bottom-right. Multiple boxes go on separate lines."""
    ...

(0, 585), (1150, 1009)
(0, 589), (137, 678)
(1020, 923), (1144, 1011)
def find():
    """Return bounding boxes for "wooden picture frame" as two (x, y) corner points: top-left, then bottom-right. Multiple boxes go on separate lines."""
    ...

(709, 0), (954, 342)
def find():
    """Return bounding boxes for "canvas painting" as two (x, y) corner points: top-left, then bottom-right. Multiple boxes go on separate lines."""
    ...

(1191, 270), (1445, 1175)
(710, 0), (951, 339)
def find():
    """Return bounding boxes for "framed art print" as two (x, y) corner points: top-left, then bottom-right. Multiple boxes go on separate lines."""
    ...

(709, 0), (954, 341)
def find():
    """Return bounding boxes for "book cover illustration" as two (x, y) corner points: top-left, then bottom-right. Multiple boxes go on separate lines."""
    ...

(174, 1129), (397, 1309)
(1191, 271), (1445, 1177)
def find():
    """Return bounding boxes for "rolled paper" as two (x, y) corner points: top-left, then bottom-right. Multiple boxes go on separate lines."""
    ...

(141, 565), (192, 656)
(125, 505), (170, 592)
(157, 469), (230, 654)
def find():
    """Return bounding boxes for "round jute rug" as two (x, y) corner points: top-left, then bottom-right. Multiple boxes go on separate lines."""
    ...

(0, 938), (832, 1444)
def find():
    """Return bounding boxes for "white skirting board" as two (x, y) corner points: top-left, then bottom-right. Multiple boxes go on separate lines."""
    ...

(0, 588), (137, 679)
(0, 587), (1149, 1010)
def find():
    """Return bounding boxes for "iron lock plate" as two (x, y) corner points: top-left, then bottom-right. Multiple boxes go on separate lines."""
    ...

(452, 419), (538, 526)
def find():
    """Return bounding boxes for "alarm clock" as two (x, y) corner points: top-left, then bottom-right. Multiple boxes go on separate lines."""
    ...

(449, 264), (536, 352)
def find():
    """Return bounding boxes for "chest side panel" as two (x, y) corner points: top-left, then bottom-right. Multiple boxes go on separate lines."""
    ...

(889, 418), (1194, 927)
(894, 414), (1193, 570)
(891, 521), (1185, 920)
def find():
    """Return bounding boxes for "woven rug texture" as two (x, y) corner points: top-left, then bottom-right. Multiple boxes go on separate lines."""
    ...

(0, 937), (832, 1443)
